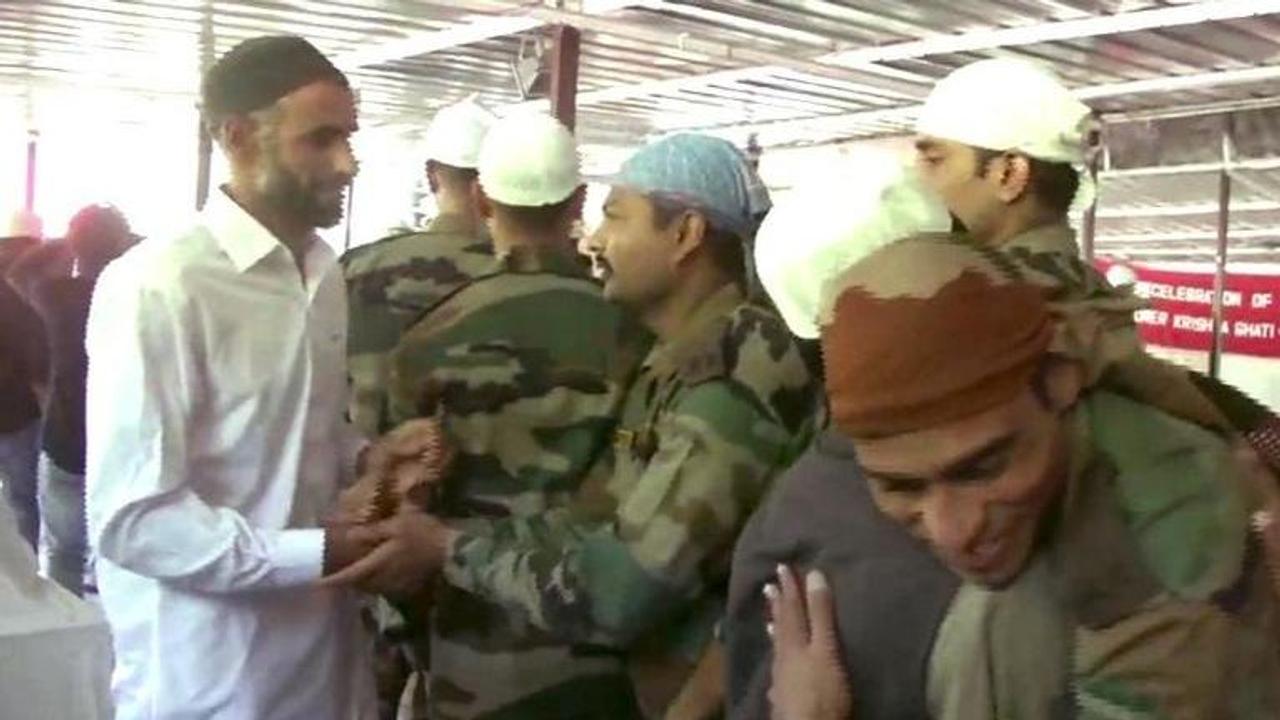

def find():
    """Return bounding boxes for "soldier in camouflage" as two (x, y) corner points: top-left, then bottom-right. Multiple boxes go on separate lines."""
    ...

(448, 133), (817, 718)
(330, 133), (818, 719)
(913, 58), (1280, 454)
(914, 58), (1280, 604)
(339, 98), (498, 718)
(342, 98), (496, 438)
(445, 134), (817, 719)
(335, 113), (650, 719)
(769, 233), (1280, 720)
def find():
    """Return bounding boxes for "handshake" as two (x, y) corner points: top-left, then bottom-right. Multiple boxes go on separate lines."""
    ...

(320, 418), (460, 598)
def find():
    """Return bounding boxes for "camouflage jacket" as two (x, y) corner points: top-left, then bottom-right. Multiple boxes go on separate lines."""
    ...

(1005, 224), (1276, 441)
(341, 214), (492, 437)
(929, 391), (1280, 719)
(387, 242), (650, 720)
(442, 284), (818, 716)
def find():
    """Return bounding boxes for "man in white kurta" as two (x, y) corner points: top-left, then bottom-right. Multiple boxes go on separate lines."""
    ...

(85, 35), (378, 719)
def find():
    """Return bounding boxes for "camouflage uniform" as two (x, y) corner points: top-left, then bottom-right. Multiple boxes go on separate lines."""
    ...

(340, 216), (493, 717)
(342, 214), (492, 437)
(387, 243), (650, 720)
(1005, 224), (1278, 448)
(442, 284), (818, 716)
(929, 390), (1280, 718)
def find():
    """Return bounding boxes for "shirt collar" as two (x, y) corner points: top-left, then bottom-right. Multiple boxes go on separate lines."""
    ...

(203, 186), (304, 274)
(1004, 223), (1079, 257)
(426, 213), (476, 238)
(646, 283), (745, 373)
(492, 242), (588, 277)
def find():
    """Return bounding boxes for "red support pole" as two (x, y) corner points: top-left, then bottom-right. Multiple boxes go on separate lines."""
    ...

(24, 130), (37, 212)
(549, 25), (581, 132)
(1209, 114), (1235, 379)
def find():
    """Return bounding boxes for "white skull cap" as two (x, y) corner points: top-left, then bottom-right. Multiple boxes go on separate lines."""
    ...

(916, 58), (1092, 166)
(754, 150), (951, 339)
(478, 112), (582, 207)
(421, 95), (498, 169)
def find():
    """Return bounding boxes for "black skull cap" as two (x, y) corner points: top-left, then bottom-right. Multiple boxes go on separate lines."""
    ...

(201, 35), (348, 121)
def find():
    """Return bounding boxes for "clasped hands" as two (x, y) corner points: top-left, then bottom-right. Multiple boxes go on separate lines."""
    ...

(320, 418), (459, 598)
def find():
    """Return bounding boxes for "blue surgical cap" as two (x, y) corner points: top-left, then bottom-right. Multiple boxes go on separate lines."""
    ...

(608, 133), (771, 239)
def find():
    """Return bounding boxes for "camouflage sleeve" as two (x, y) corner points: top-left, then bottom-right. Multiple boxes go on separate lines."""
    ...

(1074, 399), (1280, 718)
(1072, 595), (1277, 720)
(443, 378), (800, 648)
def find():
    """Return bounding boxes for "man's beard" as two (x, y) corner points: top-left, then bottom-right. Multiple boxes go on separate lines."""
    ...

(257, 161), (346, 230)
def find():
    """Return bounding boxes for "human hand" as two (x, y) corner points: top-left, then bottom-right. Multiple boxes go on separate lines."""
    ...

(766, 566), (853, 720)
(322, 521), (383, 576)
(320, 510), (459, 599)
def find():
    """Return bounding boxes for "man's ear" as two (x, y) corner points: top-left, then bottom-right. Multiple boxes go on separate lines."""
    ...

(425, 160), (441, 195)
(567, 185), (587, 222)
(671, 210), (709, 265)
(995, 154), (1033, 204)
(472, 183), (494, 221)
(219, 114), (259, 164)
(1044, 358), (1085, 414)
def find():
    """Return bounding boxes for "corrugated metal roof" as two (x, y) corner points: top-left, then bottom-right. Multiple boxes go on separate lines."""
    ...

(6, 1), (1280, 144)
(3, 0), (1280, 257)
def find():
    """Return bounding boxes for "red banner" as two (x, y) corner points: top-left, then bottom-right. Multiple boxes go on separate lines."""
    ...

(1095, 260), (1280, 358)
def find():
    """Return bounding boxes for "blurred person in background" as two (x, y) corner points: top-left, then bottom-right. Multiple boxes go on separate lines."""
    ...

(0, 485), (113, 720)
(5, 204), (137, 596)
(0, 209), (49, 555)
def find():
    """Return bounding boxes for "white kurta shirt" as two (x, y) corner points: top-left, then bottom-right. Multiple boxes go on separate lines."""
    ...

(85, 188), (374, 720)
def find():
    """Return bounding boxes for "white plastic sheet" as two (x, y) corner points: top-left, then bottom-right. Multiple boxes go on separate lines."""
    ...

(0, 490), (113, 719)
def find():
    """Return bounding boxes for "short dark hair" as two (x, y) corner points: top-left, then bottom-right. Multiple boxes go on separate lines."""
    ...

(491, 194), (577, 235)
(67, 204), (130, 257)
(974, 148), (1080, 217)
(649, 196), (747, 287)
(201, 35), (349, 134)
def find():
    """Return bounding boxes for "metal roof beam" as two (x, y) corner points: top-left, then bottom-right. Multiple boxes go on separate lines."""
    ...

(1099, 227), (1280, 243)
(555, 0), (1280, 109)
(335, 15), (542, 69)
(1098, 200), (1280, 218)
(705, 63), (1280, 147)
(826, 0), (1280, 66)
(333, 0), (641, 70)
(497, 4), (932, 112)
(1101, 155), (1280, 179)
(1099, 246), (1280, 258)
